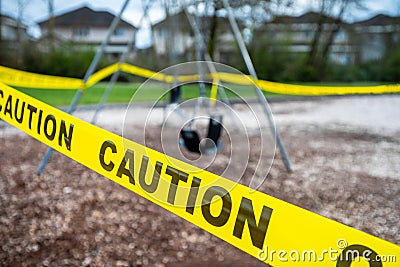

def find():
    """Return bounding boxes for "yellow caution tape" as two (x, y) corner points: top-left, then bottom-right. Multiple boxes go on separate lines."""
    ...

(1, 64), (400, 96)
(213, 72), (253, 85)
(1, 82), (399, 266)
(0, 65), (84, 89)
(210, 77), (219, 105)
(119, 63), (170, 82)
(85, 63), (121, 88)
(212, 72), (400, 95)
(255, 80), (400, 96)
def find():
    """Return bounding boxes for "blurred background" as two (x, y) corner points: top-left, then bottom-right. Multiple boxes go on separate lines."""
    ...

(0, 0), (399, 83)
(1, 1), (399, 266)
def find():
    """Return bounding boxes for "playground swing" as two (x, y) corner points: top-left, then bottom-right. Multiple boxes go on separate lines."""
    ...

(169, 85), (182, 104)
(179, 114), (223, 154)
(37, 0), (292, 174)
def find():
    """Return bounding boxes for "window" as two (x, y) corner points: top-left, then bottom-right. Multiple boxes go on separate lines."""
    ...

(113, 27), (125, 37)
(302, 29), (313, 41)
(74, 27), (90, 37)
(305, 30), (312, 38)
(336, 30), (346, 42)
(393, 33), (399, 43)
(157, 29), (166, 39)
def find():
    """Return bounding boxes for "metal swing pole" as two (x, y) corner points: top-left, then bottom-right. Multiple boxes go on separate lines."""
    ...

(91, 0), (154, 124)
(193, 2), (207, 100)
(188, 2), (208, 125)
(222, 0), (292, 172)
(183, 4), (240, 131)
(183, 5), (231, 105)
(37, 0), (131, 175)
(162, 1), (189, 124)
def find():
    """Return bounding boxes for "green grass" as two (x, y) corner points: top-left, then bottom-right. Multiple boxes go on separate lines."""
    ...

(18, 83), (143, 106)
(16, 81), (384, 107)
(16, 82), (255, 107)
(17, 82), (220, 107)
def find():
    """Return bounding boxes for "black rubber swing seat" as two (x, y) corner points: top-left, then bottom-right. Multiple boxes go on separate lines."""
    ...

(170, 85), (181, 104)
(180, 115), (223, 154)
(180, 129), (202, 153)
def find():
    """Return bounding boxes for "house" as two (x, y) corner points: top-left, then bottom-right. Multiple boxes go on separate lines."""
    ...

(352, 14), (400, 62)
(152, 11), (193, 59)
(38, 6), (137, 54)
(208, 16), (243, 64)
(252, 12), (400, 65)
(0, 14), (30, 42)
(252, 12), (356, 65)
(151, 11), (242, 64)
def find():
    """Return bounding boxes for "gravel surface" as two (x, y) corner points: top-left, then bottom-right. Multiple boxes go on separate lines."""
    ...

(1, 95), (399, 266)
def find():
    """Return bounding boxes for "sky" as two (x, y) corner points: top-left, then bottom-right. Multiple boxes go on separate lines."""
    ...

(1, 0), (399, 47)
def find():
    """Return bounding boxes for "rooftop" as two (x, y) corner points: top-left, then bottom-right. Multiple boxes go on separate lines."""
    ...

(353, 14), (400, 26)
(38, 6), (136, 29)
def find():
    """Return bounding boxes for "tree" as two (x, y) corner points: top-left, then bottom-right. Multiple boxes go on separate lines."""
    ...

(305, 0), (328, 67)
(17, 0), (29, 42)
(183, 0), (274, 60)
(0, 0), (2, 43)
(16, 0), (29, 65)
(42, 0), (55, 51)
(304, 0), (365, 79)
(320, 0), (365, 70)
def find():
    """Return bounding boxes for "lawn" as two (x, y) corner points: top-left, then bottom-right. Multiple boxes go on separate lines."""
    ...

(17, 82), (277, 107)
(16, 81), (384, 107)
(18, 83), (157, 107)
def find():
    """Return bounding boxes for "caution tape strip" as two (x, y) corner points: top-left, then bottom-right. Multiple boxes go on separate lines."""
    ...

(256, 79), (400, 95)
(0, 82), (398, 265)
(0, 65), (84, 89)
(211, 72), (400, 95)
(85, 63), (121, 88)
(2, 64), (400, 96)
